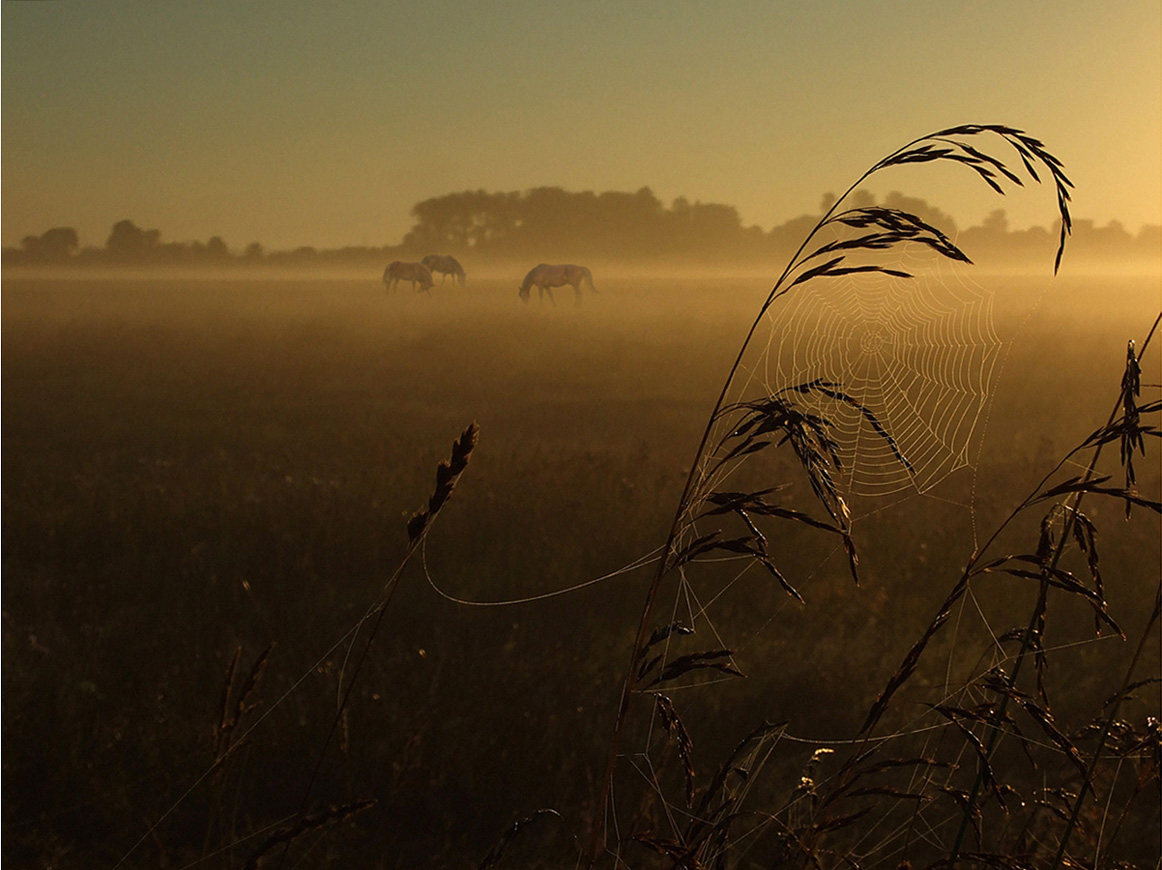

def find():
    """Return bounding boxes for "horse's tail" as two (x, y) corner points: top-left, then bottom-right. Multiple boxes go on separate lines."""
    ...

(582, 266), (596, 292)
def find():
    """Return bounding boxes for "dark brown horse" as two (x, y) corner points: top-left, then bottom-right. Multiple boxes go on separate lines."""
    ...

(383, 261), (435, 294)
(518, 263), (596, 306)
(421, 254), (466, 287)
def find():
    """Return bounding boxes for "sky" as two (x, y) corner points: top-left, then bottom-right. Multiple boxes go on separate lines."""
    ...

(3, 1), (1160, 251)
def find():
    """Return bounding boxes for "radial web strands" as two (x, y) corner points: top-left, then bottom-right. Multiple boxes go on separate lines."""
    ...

(756, 245), (1002, 498)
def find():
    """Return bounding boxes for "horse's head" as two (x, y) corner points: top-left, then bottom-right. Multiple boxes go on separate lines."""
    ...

(518, 284), (530, 303)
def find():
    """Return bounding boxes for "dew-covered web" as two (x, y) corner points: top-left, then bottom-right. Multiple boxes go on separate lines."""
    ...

(734, 243), (1003, 503)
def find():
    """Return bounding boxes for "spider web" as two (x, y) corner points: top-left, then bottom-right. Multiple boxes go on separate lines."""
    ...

(745, 243), (1003, 500)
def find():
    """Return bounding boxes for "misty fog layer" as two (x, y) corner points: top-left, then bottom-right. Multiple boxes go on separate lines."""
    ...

(6, 186), (1160, 274)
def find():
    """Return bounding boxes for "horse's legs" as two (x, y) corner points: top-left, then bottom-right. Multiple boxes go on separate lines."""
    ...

(572, 281), (582, 306)
(544, 286), (557, 307)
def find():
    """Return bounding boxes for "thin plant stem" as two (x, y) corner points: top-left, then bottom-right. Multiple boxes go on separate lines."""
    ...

(272, 540), (422, 870)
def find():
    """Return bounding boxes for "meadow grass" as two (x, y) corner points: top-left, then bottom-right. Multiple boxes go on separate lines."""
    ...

(2, 250), (1159, 867)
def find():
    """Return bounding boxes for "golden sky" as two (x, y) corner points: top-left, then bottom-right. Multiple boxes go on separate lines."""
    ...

(3, 1), (1160, 250)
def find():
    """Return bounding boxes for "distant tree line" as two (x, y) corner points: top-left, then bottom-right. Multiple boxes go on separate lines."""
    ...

(3, 219), (397, 268)
(5, 188), (1159, 269)
(400, 186), (963, 262)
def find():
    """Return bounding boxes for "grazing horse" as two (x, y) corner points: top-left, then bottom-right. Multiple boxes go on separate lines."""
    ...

(421, 254), (467, 287)
(518, 263), (597, 306)
(383, 260), (435, 294)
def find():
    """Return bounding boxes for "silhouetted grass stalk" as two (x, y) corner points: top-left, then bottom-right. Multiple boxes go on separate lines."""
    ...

(945, 315), (1160, 868)
(590, 125), (1073, 862)
(1046, 316), (1161, 870)
(272, 422), (478, 869)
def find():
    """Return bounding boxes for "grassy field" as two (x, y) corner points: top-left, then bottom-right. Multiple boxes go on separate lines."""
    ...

(3, 272), (1159, 868)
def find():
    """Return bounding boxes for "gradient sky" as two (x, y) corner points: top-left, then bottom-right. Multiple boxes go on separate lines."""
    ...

(3, 1), (1160, 251)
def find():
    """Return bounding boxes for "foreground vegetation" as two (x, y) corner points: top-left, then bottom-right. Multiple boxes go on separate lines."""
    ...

(4, 128), (1160, 870)
(3, 269), (1157, 868)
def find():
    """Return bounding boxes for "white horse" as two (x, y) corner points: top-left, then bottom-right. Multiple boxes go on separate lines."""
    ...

(421, 254), (466, 287)
(383, 260), (435, 294)
(518, 263), (596, 306)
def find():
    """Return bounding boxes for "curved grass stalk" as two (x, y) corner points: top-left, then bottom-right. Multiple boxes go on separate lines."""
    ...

(589, 125), (1072, 862)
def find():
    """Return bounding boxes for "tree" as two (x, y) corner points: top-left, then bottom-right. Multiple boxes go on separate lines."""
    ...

(981, 208), (1009, 235)
(105, 219), (161, 261)
(20, 227), (79, 261)
(206, 236), (229, 259)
